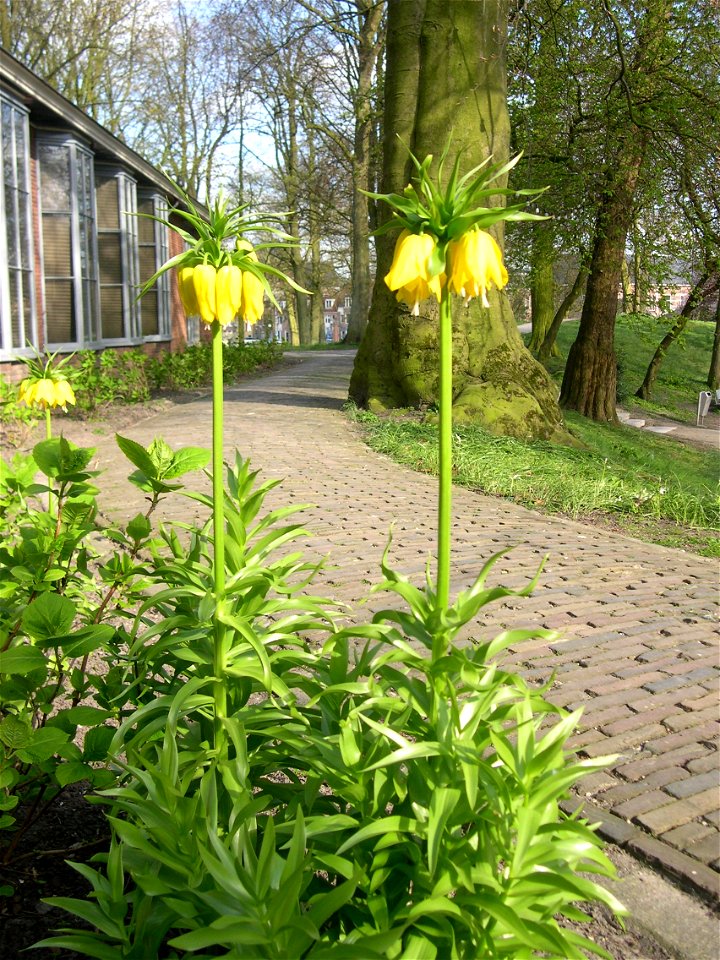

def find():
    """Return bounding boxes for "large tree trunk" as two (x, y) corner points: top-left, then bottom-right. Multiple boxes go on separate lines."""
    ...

(708, 295), (720, 391)
(345, 0), (384, 344)
(559, 137), (647, 421)
(537, 264), (589, 366)
(349, 0), (568, 442)
(636, 271), (718, 400)
(527, 223), (558, 356)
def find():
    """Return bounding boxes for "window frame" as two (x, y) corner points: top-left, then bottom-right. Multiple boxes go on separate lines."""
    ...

(95, 164), (141, 345)
(37, 131), (100, 352)
(0, 91), (38, 360)
(137, 189), (171, 342)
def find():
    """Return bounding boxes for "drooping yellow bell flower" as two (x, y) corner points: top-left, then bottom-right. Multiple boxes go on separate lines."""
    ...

(448, 229), (508, 307)
(177, 265), (200, 316)
(192, 264), (218, 324)
(19, 376), (76, 410)
(384, 229), (443, 316)
(241, 270), (265, 324)
(215, 265), (243, 325)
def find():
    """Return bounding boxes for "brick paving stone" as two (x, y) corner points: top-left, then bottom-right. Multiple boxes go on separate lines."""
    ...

(660, 663), (720, 683)
(645, 722), (720, 755)
(664, 706), (720, 733)
(680, 692), (720, 712)
(686, 751), (720, 775)
(587, 672), (667, 695)
(599, 704), (677, 735)
(568, 686), (663, 713)
(643, 674), (710, 694)
(575, 770), (621, 796)
(628, 834), (720, 901)
(665, 771), (720, 798)
(636, 788), (720, 833)
(581, 723), (668, 758)
(577, 704), (635, 731)
(684, 832), (720, 865)
(615, 744), (711, 781)
(612, 789), (677, 820)
(598, 766), (691, 806)
(628, 685), (708, 712)
(613, 655), (688, 678)
(661, 821), (718, 850)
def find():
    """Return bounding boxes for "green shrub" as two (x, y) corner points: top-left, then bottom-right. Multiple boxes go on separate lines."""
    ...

(73, 349), (150, 411)
(146, 341), (283, 392)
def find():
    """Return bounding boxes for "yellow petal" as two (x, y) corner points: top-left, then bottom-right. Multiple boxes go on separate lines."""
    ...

(34, 379), (56, 408)
(216, 265), (243, 326)
(177, 266), (200, 316)
(384, 230), (437, 292)
(241, 270), (265, 324)
(54, 380), (76, 408)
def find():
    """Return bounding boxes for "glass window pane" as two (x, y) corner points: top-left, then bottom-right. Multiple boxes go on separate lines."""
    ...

(9, 270), (22, 347)
(42, 215), (72, 276)
(45, 279), (75, 343)
(137, 197), (155, 243)
(39, 144), (71, 212)
(141, 291), (159, 336)
(100, 286), (124, 338)
(4, 189), (18, 266)
(14, 109), (27, 186)
(137, 244), (157, 285)
(98, 234), (122, 283)
(96, 176), (119, 229)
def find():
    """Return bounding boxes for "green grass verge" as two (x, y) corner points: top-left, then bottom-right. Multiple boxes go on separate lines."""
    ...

(545, 314), (715, 423)
(349, 407), (719, 557)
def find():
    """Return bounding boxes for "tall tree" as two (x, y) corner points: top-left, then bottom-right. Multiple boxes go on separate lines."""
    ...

(559, 0), (718, 420)
(0, 0), (152, 134)
(350, 0), (567, 441)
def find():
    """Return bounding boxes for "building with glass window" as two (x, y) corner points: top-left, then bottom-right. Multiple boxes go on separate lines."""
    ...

(0, 50), (194, 381)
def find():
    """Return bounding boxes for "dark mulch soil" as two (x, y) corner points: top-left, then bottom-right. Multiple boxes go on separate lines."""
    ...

(0, 785), (674, 960)
(1, 784), (109, 960)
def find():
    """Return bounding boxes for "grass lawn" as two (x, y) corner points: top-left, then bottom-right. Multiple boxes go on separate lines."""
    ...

(349, 315), (719, 557)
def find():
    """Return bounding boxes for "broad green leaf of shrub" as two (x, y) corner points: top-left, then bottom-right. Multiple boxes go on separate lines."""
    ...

(56, 761), (94, 787)
(0, 714), (33, 748)
(21, 593), (77, 641)
(0, 645), (47, 676)
(82, 725), (116, 762)
(33, 438), (95, 481)
(14, 726), (68, 763)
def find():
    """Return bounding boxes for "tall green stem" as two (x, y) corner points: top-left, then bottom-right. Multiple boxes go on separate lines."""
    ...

(436, 290), (453, 612)
(44, 406), (54, 518)
(211, 321), (227, 758)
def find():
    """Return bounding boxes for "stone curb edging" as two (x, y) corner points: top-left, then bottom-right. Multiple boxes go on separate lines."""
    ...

(561, 796), (720, 907)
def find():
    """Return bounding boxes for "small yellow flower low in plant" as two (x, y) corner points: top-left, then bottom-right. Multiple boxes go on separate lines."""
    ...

(384, 229), (445, 315)
(447, 228), (508, 307)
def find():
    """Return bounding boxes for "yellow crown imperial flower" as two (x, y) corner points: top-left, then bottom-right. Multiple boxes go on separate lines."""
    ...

(384, 229), (444, 316)
(448, 229), (508, 307)
(19, 376), (76, 410)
